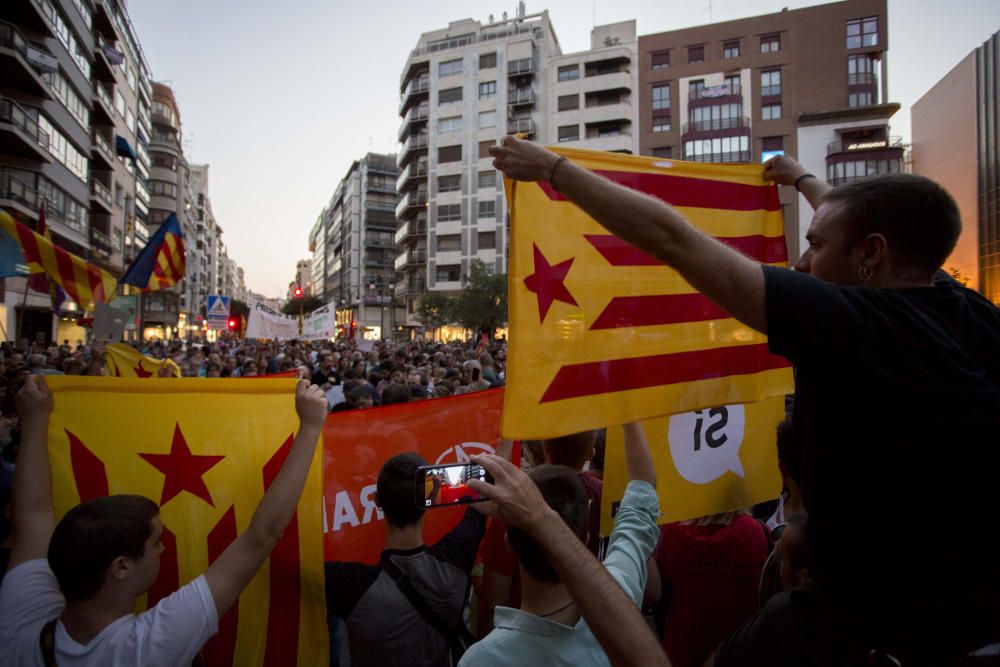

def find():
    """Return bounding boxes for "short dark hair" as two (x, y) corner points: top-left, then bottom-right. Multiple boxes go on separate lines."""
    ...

(377, 453), (426, 528)
(507, 465), (589, 583)
(48, 495), (159, 601)
(382, 383), (411, 406)
(775, 419), (801, 485)
(822, 174), (961, 276)
(544, 431), (598, 470)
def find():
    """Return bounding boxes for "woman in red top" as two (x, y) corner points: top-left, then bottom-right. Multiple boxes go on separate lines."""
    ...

(654, 511), (769, 667)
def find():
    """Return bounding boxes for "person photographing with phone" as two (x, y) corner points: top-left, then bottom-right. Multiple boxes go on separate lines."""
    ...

(324, 446), (509, 666)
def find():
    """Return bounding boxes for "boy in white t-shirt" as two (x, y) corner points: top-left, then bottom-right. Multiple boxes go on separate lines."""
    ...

(0, 377), (327, 666)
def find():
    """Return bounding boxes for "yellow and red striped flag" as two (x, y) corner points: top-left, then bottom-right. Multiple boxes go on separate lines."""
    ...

(47, 377), (328, 666)
(0, 209), (117, 309)
(104, 342), (181, 377)
(502, 148), (794, 439)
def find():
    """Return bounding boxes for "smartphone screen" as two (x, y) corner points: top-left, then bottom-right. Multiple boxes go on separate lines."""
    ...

(417, 463), (490, 509)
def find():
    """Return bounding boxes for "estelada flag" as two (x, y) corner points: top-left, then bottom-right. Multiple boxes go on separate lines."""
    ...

(47, 377), (327, 666)
(323, 388), (503, 563)
(599, 396), (785, 536)
(105, 342), (181, 378)
(502, 148), (794, 439)
(120, 213), (185, 292)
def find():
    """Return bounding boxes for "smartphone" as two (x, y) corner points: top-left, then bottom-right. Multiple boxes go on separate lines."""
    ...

(416, 463), (492, 509)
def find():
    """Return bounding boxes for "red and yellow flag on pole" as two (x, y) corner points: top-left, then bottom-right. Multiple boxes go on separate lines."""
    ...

(502, 148), (794, 439)
(47, 377), (327, 666)
(105, 342), (181, 378)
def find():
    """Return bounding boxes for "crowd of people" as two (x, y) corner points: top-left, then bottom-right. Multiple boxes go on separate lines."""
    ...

(0, 146), (997, 667)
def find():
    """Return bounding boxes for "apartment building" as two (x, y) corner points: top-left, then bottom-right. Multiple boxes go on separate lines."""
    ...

(638, 0), (901, 259)
(547, 20), (638, 153)
(1, 0), (151, 342)
(395, 7), (562, 330)
(316, 152), (400, 340)
(912, 30), (1000, 305)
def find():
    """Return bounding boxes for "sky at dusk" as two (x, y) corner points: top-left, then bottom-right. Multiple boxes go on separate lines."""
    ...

(127, 0), (1000, 298)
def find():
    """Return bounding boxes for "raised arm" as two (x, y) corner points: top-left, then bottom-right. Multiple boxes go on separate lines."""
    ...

(204, 381), (326, 616)
(470, 454), (670, 667)
(622, 423), (656, 486)
(490, 136), (766, 333)
(762, 154), (831, 211)
(8, 377), (55, 570)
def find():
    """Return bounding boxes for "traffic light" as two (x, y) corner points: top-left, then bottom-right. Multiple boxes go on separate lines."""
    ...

(228, 318), (237, 330)
(294, 285), (303, 298)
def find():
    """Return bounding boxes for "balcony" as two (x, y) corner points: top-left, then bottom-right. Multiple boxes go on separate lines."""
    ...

(394, 249), (428, 271)
(397, 105), (429, 141)
(398, 77), (430, 115)
(93, 83), (115, 125)
(848, 72), (876, 86)
(365, 237), (396, 250)
(0, 97), (50, 161)
(91, 130), (114, 168)
(395, 218), (428, 244)
(397, 133), (428, 167)
(681, 116), (751, 135)
(93, 0), (119, 41)
(507, 58), (534, 77)
(395, 160), (428, 192)
(507, 118), (535, 136)
(395, 278), (427, 298)
(689, 82), (742, 101)
(508, 88), (535, 107)
(0, 169), (40, 217)
(90, 178), (113, 213)
(365, 256), (395, 269)
(0, 21), (53, 99)
(395, 189), (428, 219)
(827, 136), (902, 156)
(90, 227), (112, 255)
(92, 33), (118, 83)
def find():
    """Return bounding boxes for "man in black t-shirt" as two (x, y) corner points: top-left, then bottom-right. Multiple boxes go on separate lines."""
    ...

(489, 138), (1000, 665)
(311, 353), (341, 389)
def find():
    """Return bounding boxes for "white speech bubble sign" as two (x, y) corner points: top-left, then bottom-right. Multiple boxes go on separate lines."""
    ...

(668, 404), (746, 484)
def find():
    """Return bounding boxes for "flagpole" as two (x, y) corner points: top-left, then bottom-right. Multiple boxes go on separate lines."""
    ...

(14, 278), (31, 348)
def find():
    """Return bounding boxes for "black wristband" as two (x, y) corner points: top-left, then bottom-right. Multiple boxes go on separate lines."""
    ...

(793, 173), (816, 191)
(549, 155), (568, 191)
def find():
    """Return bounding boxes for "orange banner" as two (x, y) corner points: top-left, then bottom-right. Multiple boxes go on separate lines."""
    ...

(322, 389), (504, 563)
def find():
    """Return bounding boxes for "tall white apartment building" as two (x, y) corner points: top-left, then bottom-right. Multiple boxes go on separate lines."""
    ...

(546, 20), (638, 153)
(394, 7), (562, 329)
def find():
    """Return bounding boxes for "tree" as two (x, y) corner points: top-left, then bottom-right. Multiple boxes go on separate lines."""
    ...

(282, 295), (325, 316)
(229, 299), (250, 321)
(415, 291), (453, 330)
(450, 260), (507, 335)
(946, 266), (972, 287)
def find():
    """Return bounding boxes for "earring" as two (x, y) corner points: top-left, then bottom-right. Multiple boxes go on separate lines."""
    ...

(858, 264), (873, 281)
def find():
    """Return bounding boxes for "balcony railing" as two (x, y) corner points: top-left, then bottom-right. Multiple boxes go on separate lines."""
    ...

(681, 116), (750, 134)
(508, 59), (533, 76)
(1, 170), (39, 209)
(760, 85), (782, 97)
(507, 118), (535, 135)
(684, 152), (752, 164)
(395, 190), (428, 218)
(94, 83), (114, 119)
(396, 160), (428, 191)
(397, 134), (429, 166)
(826, 136), (902, 156)
(848, 72), (876, 86)
(0, 97), (49, 151)
(90, 227), (112, 254)
(92, 130), (114, 162)
(689, 82), (742, 100)
(508, 88), (535, 106)
(90, 178), (113, 208)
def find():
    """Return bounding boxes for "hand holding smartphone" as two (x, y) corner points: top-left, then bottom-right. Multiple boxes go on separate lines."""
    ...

(416, 462), (492, 509)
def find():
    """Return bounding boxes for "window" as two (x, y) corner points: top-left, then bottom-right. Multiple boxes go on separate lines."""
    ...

(479, 200), (496, 218)
(762, 104), (782, 120)
(687, 103), (744, 131)
(438, 204), (461, 222)
(688, 45), (705, 63)
(652, 83), (671, 132)
(38, 116), (88, 182)
(849, 92), (874, 107)
(438, 87), (462, 105)
(436, 266), (461, 282)
(688, 79), (706, 99)
(651, 147), (672, 158)
(126, 108), (136, 131)
(725, 74), (741, 96)
(478, 171), (496, 189)
(478, 81), (497, 99)
(152, 154), (176, 170)
(761, 69), (782, 97)
(478, 140), (493, 158)
(478, 110), (497, 129)
(558, 65), (579, 81)
(558, 94), (579, 111)
(438, 116), (463, 133)
(152, 101), (174, 123)
(558, 125), (579, 142)
(723, 40), (740, 59)
(115, 89), (126, 117)
(438, 175), (461, 193)
(478, 232), (496, 250)
(683, 135), (750, 163)
(760, 33), (780, 53)
(651, 50), (670, 69)
(846, 17), (878, 49)
(437, 234), (461, 252)
(438, 145), (462, 163)
(480, 52), (497, 69)
(762, 136), (784, 152)
(439, 59), (462, 77)
(150, 180), (178, 197)
(41, 70), (90, 129)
